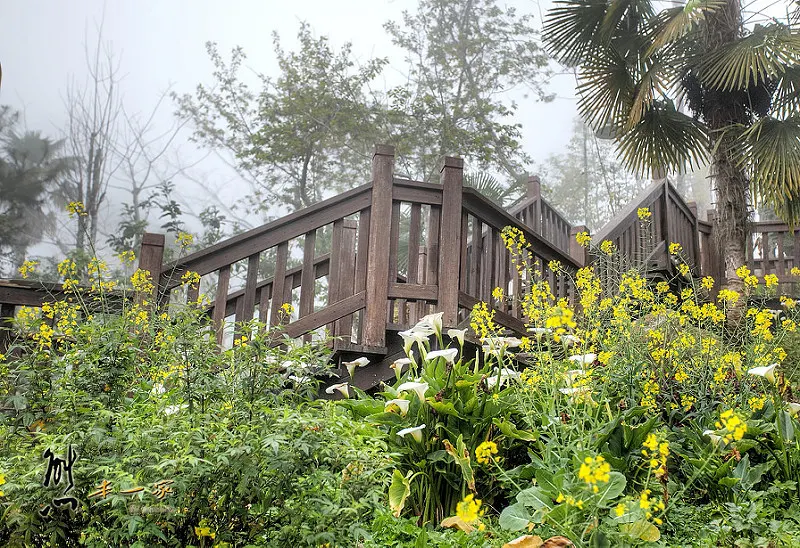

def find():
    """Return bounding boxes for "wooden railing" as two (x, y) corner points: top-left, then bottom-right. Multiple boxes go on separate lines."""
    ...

(7, 145), (800, 359)
(148, 146), (588, 351)
(592, 179), (701, 275)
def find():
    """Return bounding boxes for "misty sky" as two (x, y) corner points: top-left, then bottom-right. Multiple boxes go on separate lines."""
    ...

(1, 1), (576, 182)
(0, 0), (788, 232)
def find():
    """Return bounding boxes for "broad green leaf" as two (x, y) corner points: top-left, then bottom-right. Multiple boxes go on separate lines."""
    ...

(442, 435), (475, 491)
(428, 400), (462, 419)
(516, 486), (553, 511)
(388, 469), (411, 518)
(494, 418), (538, 441)
(596, 471), (627, 504)
(778, 410), (795, 442)
(499, 502), (532, 531)
(534, 469), (563, 498)
(621, 519), (661, 542)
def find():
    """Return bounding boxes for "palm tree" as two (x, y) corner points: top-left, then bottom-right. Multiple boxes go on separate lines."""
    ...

(0, 127), (73, 274)
(544, 0), (800, 291)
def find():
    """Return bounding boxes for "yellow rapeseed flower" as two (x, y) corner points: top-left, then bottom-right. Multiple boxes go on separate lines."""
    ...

(575, 231), (591, 247)
(578, 455), (611, 493)
(66, 201), (87, 217)
(599, 240), (614, 255)
(18, 260), (38, 279)
(456, 494), (485, 524)
(668, 242), (682, 255)
(637, 207), (652, 220)
(475, 441), (499, 465)
(715, 409), (747, 444)
(764, 274), (778, 288)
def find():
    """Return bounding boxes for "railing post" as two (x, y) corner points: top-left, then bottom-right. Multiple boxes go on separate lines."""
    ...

(688, 201), (701, 269)
(0, 303), (15, 355)
(569, 225), (589, 267)
(528, 175), (542, 233)
(438, 156), (464, 327)
(659, 180), (671, 247)
(363, 144), (395, 347)
(137, 233), (165, 305)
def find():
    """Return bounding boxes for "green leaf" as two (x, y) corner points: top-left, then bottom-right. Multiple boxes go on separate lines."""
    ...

(428, 400), (462, 419)
(534, 469), (563, 498)
(442, 435), (476, 491)
(590, 529), (611, 548)
(494, 418), (538, 441)
(596, 471), (627, 504)
(499, 502), (532, 531)
(778, 410), (796, 442)
(388, 469), (411, 518)
(516, 486), (553, 511)
(621, 519), (661, 542)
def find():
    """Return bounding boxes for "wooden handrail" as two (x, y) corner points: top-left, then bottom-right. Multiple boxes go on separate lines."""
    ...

(593, 179), (664, 243)
(462, 188), (583, 269)
(159, 182), (373, 288)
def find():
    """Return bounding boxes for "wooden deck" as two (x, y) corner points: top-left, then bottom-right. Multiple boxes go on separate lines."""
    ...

(3, 145), (800, 386)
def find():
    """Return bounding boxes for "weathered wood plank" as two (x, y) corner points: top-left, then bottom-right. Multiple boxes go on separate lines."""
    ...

(276, 291), (366, 342)
(388, 283), (438, 301)
(269, 242), (289, 328)
(213, 265), (231, 346)
(363, 145), (394, 346)
(240, 252), (260, 323)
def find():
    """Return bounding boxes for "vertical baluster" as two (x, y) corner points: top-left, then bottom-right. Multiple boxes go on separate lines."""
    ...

(388, 201), (401, 325)
(299, 230), (316, 339)
(336, 220), (358, 342)
(327, 219), (344, 339)
(269, 242), (289, 328)
(407, 203), (421, 324)
(213, 265), (231, 347)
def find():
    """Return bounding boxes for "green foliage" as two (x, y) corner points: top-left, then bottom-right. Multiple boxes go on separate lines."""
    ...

(386, 0), (551, 183)
(0, 266), (390, 547)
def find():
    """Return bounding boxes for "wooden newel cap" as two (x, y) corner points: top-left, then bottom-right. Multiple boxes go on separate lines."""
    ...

(141, 233), (165, 246)
(440, 156), (464, 171)
(373, 144), (395, 157)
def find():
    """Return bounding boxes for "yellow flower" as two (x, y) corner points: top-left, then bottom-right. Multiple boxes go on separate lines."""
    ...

(668, 242), (682, 255)
(599, 240), (614, 255)
(792, 267), (800, 276)
(118, 250), (136, 264)
(456, 494), (485, 524)
(718, 289), (740, 305)
(280, 302), (294, 316)
(764, 274), (778, 288)
(548, 260), (561, 273)
(475, 441), (499, 465)
(642, 433), (669, 478)
(614, 502), (626, 517)
(176, 231), (194, 249)
(578, 455), (611, 493)
(656, 281), (670, 294)
(131, 269), (154, 294)
(701, 276), (714, 290)
(715, 409), (747, 444)
(575, 231), (591, 247)
(181, 271), (201, 287)
(0, 472), (5, 497)
(492, 287), (504, 300)
(748, 396), (766, 412)
(637, 207), (652, 220)
(66, 201), (87, 217)
(18, 260), (38, 279)
(678, 263), (690, 277)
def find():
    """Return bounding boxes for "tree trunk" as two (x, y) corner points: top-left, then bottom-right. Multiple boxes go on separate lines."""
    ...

(705, 0), (748, 301)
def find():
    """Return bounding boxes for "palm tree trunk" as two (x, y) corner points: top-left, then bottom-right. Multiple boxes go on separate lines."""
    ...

(704, 0), (748, 301)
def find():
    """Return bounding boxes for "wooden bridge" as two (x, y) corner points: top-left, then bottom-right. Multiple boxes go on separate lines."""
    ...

(2, 145), (800, 387)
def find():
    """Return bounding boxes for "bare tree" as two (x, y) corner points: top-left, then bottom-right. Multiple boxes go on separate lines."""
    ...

(57, 24), (124, 255)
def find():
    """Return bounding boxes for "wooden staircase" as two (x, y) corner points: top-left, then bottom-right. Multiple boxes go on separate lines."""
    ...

(4, 145), (800, 388)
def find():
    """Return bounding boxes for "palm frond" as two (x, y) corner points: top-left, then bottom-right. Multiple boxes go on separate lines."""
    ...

(576, 45), (636, 133)
(616, 100), (708, 176)
(697, 24), (800, 92)
(626, 59), (678, 130)
(738, 117), (800, 225)
(600, 0), (655, 47)
(464, 172), (514, 207)
(646, 0), (725, 56)
(544, 0), (610, 66)
(771, 65), (800, 119)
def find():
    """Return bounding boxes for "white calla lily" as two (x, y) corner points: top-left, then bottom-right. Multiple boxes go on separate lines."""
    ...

(486, 368), (520, 389)
(416, 312), (443, 337)
(447, 328), (467, 346)
(288, 374), (311, 385)
(527, 327), (552, 340)
(397, 424), (426, 443)
(390, 355), (413, 379)
(385, 398), (411, 416)
(343, 356), (370, 379)
(747, 363), (778, 383)
(164, 404), (188, 415)
(568, 353), (597, 365)
(397, 381), (429, 401)
(703, 429), (724, 445)
(427, 348), (458, 364)
(787, 402), (800, 416)
(565, 369), (585, 387)
(151, 383), (166, 395)
(560, 334), (581, 346)
(325, 382), (350, 398)
(399, 329), (431, 355)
